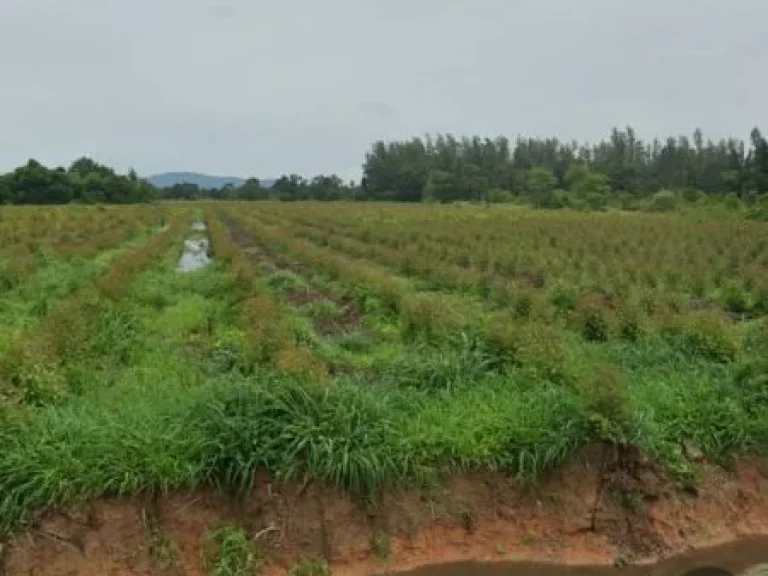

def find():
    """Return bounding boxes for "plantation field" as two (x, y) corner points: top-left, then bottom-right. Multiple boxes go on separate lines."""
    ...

(0, 200), (767, 543)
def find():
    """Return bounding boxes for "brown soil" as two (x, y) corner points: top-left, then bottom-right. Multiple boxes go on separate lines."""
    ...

(3, 448), (768, 576)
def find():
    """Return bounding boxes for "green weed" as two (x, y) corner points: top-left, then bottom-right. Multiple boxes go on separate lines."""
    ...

(289, 558), (329, 576)
(202, 526), (259, 576)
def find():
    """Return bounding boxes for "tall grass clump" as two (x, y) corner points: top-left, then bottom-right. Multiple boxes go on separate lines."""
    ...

(375, 334), (495, 394)
(193, 376), (402, 495)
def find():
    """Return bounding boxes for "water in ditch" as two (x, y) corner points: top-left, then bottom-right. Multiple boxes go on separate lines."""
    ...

(379, 538), (768, 576)
(178, 222), (211, 272)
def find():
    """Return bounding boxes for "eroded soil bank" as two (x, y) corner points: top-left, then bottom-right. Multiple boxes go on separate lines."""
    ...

(3, 447), (768, 575)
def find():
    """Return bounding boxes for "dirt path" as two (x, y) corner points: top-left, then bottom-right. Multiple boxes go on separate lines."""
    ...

(3, 448), (768, 575)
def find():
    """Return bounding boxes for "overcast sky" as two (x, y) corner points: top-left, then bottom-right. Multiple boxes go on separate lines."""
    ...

(0, 0), (766, 179)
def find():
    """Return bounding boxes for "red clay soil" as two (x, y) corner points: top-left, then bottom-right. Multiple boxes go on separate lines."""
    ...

(3, 447), (768, 576)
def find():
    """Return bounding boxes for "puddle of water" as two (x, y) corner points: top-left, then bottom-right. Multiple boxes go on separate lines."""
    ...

(178, 237), (211, 272)
(380, 538), (768, 576)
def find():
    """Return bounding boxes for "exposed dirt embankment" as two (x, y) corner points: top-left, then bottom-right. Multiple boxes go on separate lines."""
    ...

(3, 448), (768, 575)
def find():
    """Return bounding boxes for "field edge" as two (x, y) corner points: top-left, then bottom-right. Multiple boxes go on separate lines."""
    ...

(3, 446), (768, 575)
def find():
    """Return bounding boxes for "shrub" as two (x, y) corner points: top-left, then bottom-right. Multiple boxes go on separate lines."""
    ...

(486, 318), (522, 367)
(573, 296), (613, 342)
(616, 191), (639, 211)
(723, 192), (742, 211)
(512, 291), (533, 318)
(662, 312), (741, 363)
(0, 347), (64, 407)
(578, 364), (633, 445)
(585, 192), (609, 211)
(719, 281), (750, 315)
(647, 190), (678, 212)
(488, 188), (515, 204)
(681, 188), (701, 203)
(400, 293), (471, 343)
(548, 283), (578, 315)
(241, 294), (288, 365)
(486, 319), (571, 383)
(274, 345), (327, 381)
(746, 197), (768, 221)
(617, 302), (646, 342)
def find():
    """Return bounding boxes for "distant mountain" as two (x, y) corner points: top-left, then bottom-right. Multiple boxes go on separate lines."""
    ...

(147, 172), (246, 189)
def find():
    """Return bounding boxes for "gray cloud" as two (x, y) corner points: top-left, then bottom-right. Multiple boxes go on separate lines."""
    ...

(0, 0), (766, 179)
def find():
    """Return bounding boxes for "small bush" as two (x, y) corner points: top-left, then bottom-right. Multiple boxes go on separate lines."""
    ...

(585, 192), (609, 211)
(512, 292), (533, 318)
(400, 293), (470, 343)
(579, 364), (633, 444)
(753, 286), (768, 315)
(617, 302), (646, 342)
(370, 530), (391, 559)
(662, 312), (741, 363)
(202, 526), (259, 576)
(723, 192), (742, 211)
(681, 188), (701, 203)
(719, 281), (749, 315)
(241, 294), (288, 365)
(647, 190), (678, 212)
(486, 319), (571, 383)
(274, 346), (327, 381)
(486, 319), (522, 367)
(0, 347), (64, 407)
(488, 188), (515, 204)
(573, 296), (613, 342)
(547, 283), (578, 315)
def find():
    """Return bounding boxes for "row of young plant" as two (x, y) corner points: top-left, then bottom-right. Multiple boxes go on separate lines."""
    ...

(232, 205), (768, 412)
(268, 201), (768, 289)
(233, 208), (753, 368)
(254, 202), (768, 319)
(0, 212), (188, 407)
(224, 206), (768, 465)
(206, 210), (328, 381)
(0, 205), (169, 294)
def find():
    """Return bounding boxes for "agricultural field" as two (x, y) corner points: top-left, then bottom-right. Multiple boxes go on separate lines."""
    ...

(0, 201), (767, 573)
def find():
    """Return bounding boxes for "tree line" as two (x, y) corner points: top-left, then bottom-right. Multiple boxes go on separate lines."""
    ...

(2, 126), (767, 206)
(0, 158), (155, 205)
(159, 174), (362, 202)
(361, 127), (768, 206)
